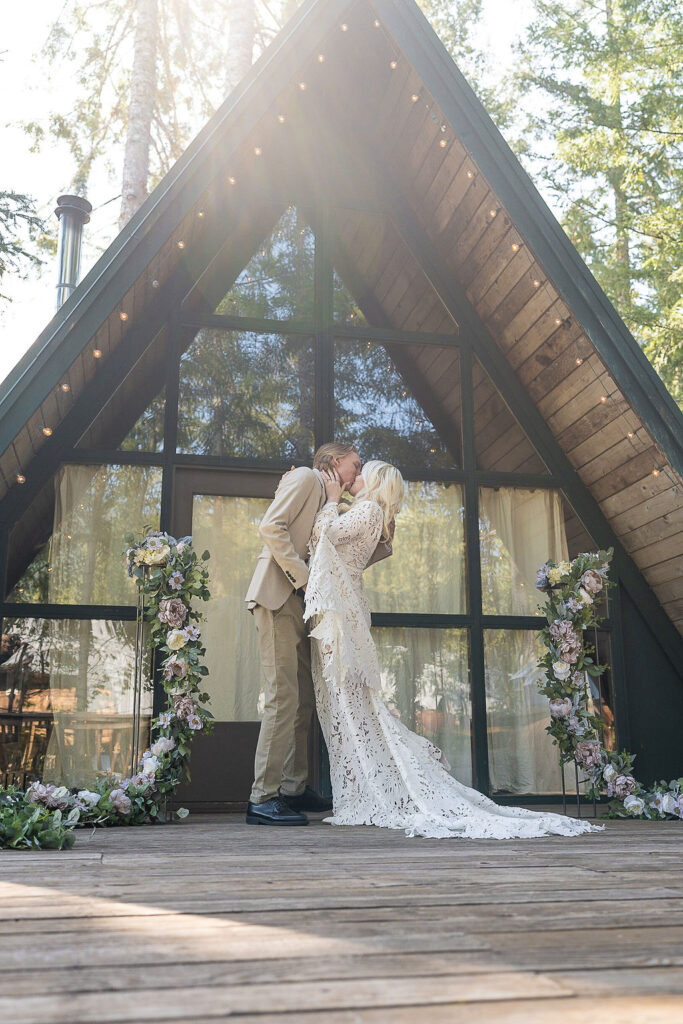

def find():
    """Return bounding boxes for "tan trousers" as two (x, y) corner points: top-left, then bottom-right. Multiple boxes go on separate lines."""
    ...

(250, 591), (315, 804)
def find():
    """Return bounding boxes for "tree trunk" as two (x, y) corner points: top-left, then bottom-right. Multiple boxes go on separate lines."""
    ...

(605, 0), (631, 310)
(119, 0), (158, 229)
(224, 0), (256, 95)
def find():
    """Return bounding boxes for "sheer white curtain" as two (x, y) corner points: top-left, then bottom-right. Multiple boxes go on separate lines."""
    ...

(480, 487), (571, 794)
(191, 495), (270, 722)
(43, 465), (159, 785)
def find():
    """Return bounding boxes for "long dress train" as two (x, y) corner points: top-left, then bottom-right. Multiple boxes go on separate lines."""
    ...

(304, 498), (604, 840)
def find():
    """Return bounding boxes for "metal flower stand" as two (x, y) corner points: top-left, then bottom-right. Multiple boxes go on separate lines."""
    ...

(560, 760), (598, 819)
(130, 566), (149, 779)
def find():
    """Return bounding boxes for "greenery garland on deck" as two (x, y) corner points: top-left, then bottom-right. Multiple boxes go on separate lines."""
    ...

(536, 552), (683, 821)
(0, 531), (211, 850)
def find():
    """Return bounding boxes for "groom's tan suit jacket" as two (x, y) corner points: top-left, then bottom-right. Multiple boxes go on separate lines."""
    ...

(245, 466), (392, 612)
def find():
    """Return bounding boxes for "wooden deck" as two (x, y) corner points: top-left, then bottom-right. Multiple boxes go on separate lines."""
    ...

(1, 812), (682, 1023)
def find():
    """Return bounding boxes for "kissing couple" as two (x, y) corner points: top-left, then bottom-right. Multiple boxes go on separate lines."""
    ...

(245, 441), (603, 839)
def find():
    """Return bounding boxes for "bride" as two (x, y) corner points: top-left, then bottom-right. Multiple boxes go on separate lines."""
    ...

(304, 459), (604, 840)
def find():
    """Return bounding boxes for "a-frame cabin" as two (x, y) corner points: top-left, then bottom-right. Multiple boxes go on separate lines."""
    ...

(1, 0), (681, 808)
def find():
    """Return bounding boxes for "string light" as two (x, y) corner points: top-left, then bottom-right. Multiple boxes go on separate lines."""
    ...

(340, 22), (348, 31)
(277, 113), (286, 123)
(533, 278), (541, 287)
(317, 53), (325, 63)
(177, 240), (185, 249)
(60, 383), (70, 392)
(374, 18), (381, 27)
(119, 311), (128, 321)
(228, 176), (236, 185)
(42, 426), (52, 437)
(439, 138), (447, 148)
(575, 357), (583, 366)
(627, 431), (634, 438)
(511, 242), (520, 252)
(652, 468), (660, 476)
(489, 208), (498, 218)
(466, 170), (474, 178)
(390, 60), (398, 69)
(254, 146), (262, 156)
(151, 279), (160, 289)
(93, 349), (102, 359)
(16, 473), (26, 484)
(600, 394), (608, 403)
(197, 210), (205, 219)
(298, 81), (307, 90)
(554, 317), (562, 326)
(411, 93), (419, 102)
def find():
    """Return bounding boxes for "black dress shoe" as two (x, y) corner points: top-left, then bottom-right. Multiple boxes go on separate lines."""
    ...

(281, 786), (333, 813)
(245, 797), (308, 826)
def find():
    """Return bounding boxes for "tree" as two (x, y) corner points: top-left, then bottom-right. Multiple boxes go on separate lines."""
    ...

(515, 0), (683, 405)
(119, 0), (158, 228)
(0, 192), (43, 302)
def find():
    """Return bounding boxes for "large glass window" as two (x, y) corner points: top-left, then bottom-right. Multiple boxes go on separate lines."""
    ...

(177, 330), (315, 459)
(214, 207), (314, 320)
(6, 464), (162, 605)
(334, 340), (461, 470)
(0, 617), (151, 788)
(190, 494), (269, 722)
(374, 627), (472, 786)
(364, 481), (466, 614)
(473, 357), (548, 474)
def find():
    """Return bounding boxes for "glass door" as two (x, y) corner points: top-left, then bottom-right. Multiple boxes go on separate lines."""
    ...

(171, 468), (319, 809)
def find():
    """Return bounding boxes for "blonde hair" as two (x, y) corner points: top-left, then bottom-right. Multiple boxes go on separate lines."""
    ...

(313, 441), (358, 473)
(355, 460), (404, 542)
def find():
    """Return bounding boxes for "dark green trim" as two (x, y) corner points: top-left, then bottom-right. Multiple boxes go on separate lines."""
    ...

(334, 324), (460, 345)
(374, 0), (683, 478)
(180, 313), (318, 337)
(0, 603), (137, 620)
(314, 204), (335, 443)
(66, 450), (164, 466)
(372, 613), (470, 629)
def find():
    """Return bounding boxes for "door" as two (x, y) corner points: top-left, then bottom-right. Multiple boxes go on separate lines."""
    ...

(171, 467), (319, 810)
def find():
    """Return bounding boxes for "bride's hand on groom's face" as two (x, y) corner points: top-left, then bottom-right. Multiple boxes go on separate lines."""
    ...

(322, 468), (344, 503)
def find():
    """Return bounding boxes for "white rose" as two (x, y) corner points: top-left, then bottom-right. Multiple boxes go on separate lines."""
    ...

(142, 755), (160, 776)
(603, 764), (617, 783)
(167, 629), (187, 651)
(552, 660), (571, 681)
(660, 793), (676, 815)
(146, 544), (170, 565)
(623, 794), (645, 816)
(76, 790), (101, 808)
(151, 737), (176, 757)
(578, 587), (593, 605)
(176, 541), (186, 553)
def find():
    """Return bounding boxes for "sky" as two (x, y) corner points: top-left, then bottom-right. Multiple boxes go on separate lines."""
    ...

(0, 0), (535, 386)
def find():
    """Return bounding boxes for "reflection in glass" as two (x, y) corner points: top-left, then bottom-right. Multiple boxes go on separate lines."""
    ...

(177, 330), (315, 459)
(333, 267), (367, 325)
(473, 356), (547, 474)
(374, 627), (472, 786)
(191, 495), (270, 722)
(485, 629), (580, 794)
(0, 618), (151, 788)
(334, 340), (460, 470)
(118, 388), (165, 452)
(215, 207), (314, 320)
(6, 465), (162, 605)
(364, 481), (466, 614)
(479, 487), (569, 616)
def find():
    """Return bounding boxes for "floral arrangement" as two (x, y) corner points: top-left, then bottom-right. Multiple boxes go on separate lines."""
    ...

(536, 551), (683, 821)
(0, 530), (212, 850)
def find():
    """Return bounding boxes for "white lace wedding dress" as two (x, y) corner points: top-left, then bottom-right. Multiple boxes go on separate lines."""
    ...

(304, 498), (604, 840)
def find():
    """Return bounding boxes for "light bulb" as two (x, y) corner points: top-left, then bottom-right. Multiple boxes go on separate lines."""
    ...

(575, 357), (583, 365)
(228, 176), (236, 185)
(533, 279), (541, 287)
(119, 311), (128, 321)
(600, 395), (608, 403)
(177, 240), (185, 249)
(317, 53), (325, 63)
(42, 426), (52, 437)
(489, 208), (497, 217)
(554, 318), (562, 326)
(411, 93), (419, 102)
(197, 210), (205, 218)
(277, 114), (285, 123)
(298, 81), (307, 90)
(466, 170), (474, 178)
(390, 60), (398, 69)
(374, 19), (381, 27)
(16, 473), (26, 484)
(93, 349), (102, 359)
(340, 23), (348, 31)
(511, 242), (520, 252)
(254, 146), (262, 156)
(60, 383), (70, 392)
(652, 468), (660, 476)
(627, 431), (634, 438)
(439, 138), (447, 148)
(151, 279), (160, 288)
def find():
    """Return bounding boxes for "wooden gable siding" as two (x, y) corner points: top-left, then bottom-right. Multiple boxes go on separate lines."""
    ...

(326, 11), (682, 634)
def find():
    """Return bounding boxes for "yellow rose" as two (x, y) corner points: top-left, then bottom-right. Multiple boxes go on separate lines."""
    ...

(167, 629), (187, 651)
(547, 567), (563, 585)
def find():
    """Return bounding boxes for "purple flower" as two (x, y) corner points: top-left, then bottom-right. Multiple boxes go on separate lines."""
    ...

(566, 597), (583, 613)
(183, 624), (201, 642)
(536, 564), (550, 590)
(168, 570), (185, 591)
(186, 713), (203, 731)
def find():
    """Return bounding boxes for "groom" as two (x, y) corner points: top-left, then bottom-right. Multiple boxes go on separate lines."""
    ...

(245, 441), (392, 825)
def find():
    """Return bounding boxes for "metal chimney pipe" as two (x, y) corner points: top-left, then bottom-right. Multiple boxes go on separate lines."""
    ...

(54, 194), (92, 310)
